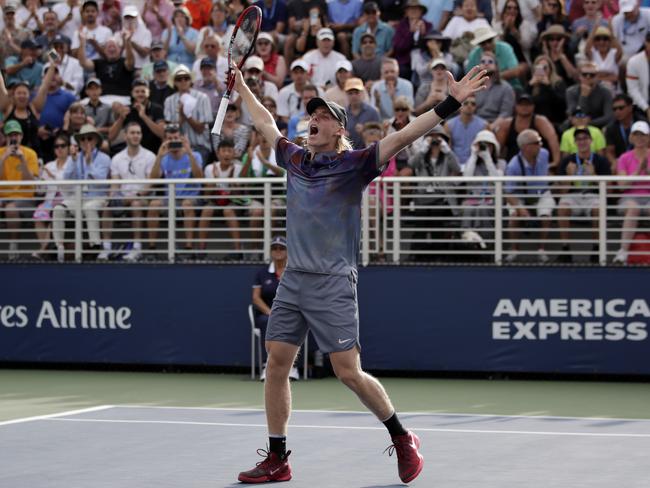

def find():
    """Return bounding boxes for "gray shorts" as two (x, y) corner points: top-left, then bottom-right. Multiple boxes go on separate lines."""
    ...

(267, 269), (360, 354)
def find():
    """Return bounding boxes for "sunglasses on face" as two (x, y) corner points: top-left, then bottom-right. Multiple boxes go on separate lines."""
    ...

(463, 100), (476, 106)
(547, 36), (562, 42)
(54, 143), (69, 149)
(594, 36), (610, 41)
(612, 105), (628, 111)
(581, 72), (596, 78)
(546, 2), (559, 7)
(394, 107), (409, 112)
(176, 76), (191, 82)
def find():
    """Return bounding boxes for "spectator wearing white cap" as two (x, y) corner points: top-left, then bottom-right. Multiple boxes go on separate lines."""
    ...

(302, 27), (347, 90)
(504, 128), (555, 263)
(276, 58), (324, 123)
(344, 77), (380, 149)
(254, 31), (288, 89)
(326, 0), (362, 58)
(70, 0), (113, 61)
(369, 58), (414, 120)
(235, 55), (280, 127)
(324, 60), (366, 108)
(613, 120), (650, 264)
(611, 0), (650, 60)
(122, 5), (153, 70)
(414, 58), (450, 116)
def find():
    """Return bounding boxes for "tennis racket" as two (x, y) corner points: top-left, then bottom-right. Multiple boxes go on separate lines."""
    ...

(211, 6), (262, 136)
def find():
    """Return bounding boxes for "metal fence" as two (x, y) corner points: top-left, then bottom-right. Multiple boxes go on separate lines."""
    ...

(1, 175), (649, 265)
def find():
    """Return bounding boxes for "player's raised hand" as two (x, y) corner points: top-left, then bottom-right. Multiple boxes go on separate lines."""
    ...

(231, 64), (245, 92)
(447, 66), (488, 103)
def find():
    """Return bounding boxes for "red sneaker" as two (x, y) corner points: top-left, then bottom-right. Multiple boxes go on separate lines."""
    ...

(386, 431), (424, 483)
(237, 449), (292, 483)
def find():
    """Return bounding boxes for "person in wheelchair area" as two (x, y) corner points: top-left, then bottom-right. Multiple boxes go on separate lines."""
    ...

(461, 130), (506, 251)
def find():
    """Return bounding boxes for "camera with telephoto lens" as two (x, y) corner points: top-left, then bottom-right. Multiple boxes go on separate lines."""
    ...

(478, 142), (487, 151)
(245, 76), (259, 88)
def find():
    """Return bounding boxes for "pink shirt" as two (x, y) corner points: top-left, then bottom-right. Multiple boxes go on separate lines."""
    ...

(142, 0), (175, 42)
(617, 150), (650, 195)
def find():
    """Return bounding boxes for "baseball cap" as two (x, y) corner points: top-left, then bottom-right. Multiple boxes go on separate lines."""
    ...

(123, 5), (139, 17)
(151, 41), (165, 50)
(244, 55), (264, 72)
(3, 120), (23, 135)
(306, 97), (347, 127)
(153, 60), (169, 71)
(516, 92), (534, 104)
(52, 34), (71, 45)
(85, 77), (102, 88)
(173, 65), (192, 78)
(573, 126), (591, 139)
(344, 77), (365, 92)
(82, 0), (99, 9)
(290, 59), (309, 71)
(620, 0), (637, 13)
(271, 235), (287, 248)
(3, 5), (16, 13)
(363, 1), (379, 13)
(572, 106), (588, 117)
(257, 32), (275, 45)
(200, 57), (216, 69)
(317, 28), (335, 41)
(132, 78), (148, 87)
(631, 120), (650, 135)
(335, 60), (353, 72)
(20, 39), (38, 50)
(430, 58), (447, 70)
(164, 123), (180, 133)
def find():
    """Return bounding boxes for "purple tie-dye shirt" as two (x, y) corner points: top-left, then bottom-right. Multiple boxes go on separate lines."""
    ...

(276, 137), (381, 276)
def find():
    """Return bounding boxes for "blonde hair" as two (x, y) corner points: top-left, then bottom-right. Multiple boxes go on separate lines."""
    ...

(336, 134), (354, 152)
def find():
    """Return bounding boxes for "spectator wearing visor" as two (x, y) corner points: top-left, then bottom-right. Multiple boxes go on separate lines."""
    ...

(122, 5), (153, 71)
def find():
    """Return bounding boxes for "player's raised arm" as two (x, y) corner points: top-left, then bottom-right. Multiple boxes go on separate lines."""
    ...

(378, 66), (488, 167)
(232, 66), (282, 147)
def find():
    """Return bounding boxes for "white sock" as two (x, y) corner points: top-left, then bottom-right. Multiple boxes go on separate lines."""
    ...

(103, 242), (112, 250)
(133, 242), (142, 250)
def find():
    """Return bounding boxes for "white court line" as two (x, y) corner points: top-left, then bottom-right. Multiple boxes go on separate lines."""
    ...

(47, 417), (650, 438)
(0, 405), (114, 428)
(110, 405), (650, 423)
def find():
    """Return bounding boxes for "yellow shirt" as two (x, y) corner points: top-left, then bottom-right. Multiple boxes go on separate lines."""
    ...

(0, 146), (39, 199)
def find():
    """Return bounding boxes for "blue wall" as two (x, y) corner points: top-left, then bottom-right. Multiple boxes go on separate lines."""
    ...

(1, 265), (649, 375)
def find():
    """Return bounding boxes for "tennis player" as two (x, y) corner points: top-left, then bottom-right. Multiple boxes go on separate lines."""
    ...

(235, 65), (488, 484)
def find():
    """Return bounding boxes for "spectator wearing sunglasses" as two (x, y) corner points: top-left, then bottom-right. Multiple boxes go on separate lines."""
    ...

(565, 60), (613, 130)
(584, 26), (623, 93)
(604, 94), (646, 171)
(610, 0), (650, 60)
(472, 51), (515, 123)
(559, 106), (606, 159)
(444, 94), (487, 167)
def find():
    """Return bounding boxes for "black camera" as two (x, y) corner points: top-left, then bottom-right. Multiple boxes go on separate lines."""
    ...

(478, 142), (487, 151)
(169, 141), (183, 150)
(430, 138), (440, 146)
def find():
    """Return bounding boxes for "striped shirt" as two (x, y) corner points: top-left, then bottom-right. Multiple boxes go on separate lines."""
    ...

(164, 89), (213, 150)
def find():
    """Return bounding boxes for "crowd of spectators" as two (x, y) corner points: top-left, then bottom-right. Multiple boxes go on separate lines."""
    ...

(0, 0), (650, 264)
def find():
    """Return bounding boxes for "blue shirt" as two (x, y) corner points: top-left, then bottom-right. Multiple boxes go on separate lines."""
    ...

(505, 148), (551, 195)
(39, 88), (76, 129)
(160, 151), (203, 197)
(421, 0), (453, 29)
(346, 102), (380, 149)
(287, 111), (306, 141)
(327, 0), (362, 25)
(351, 21), (394, 57)
(255, 0), (288, 31)
(163, 27), (199, 67)
(446, 114), (487, 167)
(63, 149), (111, 198)
(4, 56), (43, 90)
(276, 137), (381, 275)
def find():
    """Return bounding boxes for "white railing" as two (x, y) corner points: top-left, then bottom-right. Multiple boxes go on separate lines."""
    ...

(1, 176), (649, 265)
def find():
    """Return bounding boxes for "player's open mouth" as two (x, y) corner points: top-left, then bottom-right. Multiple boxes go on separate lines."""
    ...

(309, 125), (319, 135)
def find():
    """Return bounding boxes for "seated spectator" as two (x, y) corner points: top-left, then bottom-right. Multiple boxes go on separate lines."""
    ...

(605, 94), (644, 172)
(225, 0), (249, 23)
(504, 129), (555, 263)
(610, 0), (650, 61)
(529, 54), (567, 129)
(414, 58), (450, 116)
(194, 58), (222, 115)
(351, 32), (382, 90)
(35, 10), (67, 51)
(443, 0), (490, 39)
(277, 58), (322, 124)
(254, 31), (287, 90)
(565, 61), (613, 130)
(385, 96), (423, 170)
(162, 6), (198, 67)
(241, 56), (279, 101)
(421, 0), (454, 32)
(370, 58), (414, 121)
(211, 103), (252, 159)
(467, 26), (525, 91)
(141, 41), (179, 81)
(105, 121), (156, 262)
(70, 0), (113, 61)
(287, 84), (319, 141)
(122, 6), (153, 71)
(284, 0), (328, 63)
(15, 0), (48, 33)
(4, 39), (43, 91)
(77, 32), (135, 98)
(461, 129), (506, 248)
(47, 34), (84, 96)
(345, 77), (380, 149)
(163, 65), (213, 164)
(324, 60), (357, 108)
(495, 0), (538, 64)
(148, 124), (203, 260)
(494, 92), (560, 169)
(199, 138), (255, 260)
(536, 24), (577, 87)
(142, 0), (175, 42)
(326, 0), (362, 59)
(82, 79), (112, 141)
(254, 0), (287, 40)
(571, 0), (608, 45)
(236, 70), (278, 127)
(148, 60), (177, 106)
(473, 51), (514, 122)
(99, 0), (122, 33)
(625, 33), (650, 120)
(184, 0), (212, 30)
(559, 107), (606, 158)
(444, 95), (487, 168)
(109, 78), (165, 154)
(303, 28), (347, 90)
(52, 124), (111, 262)
(62, 102), (95, 142)
(399, 125), (461, 259)
(613, 120), (650, 264)
(192, 33), (228, 83)
(537, 0), (570, 35)
(556, 126), (611, 264)
(394, 0), (432, 80)
(0, 77), (41, 154)
(0, 4), (32, 61)
(411, 30), (457, 88)
(0, 120), (39, 259)
(32, 133), (70, 260)
(261, 96), (288, 136)
(351, 1), (394, 59)
(584, 26), (623, 92)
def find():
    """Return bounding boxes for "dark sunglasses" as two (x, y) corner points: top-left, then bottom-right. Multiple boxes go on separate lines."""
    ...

(54, 143), (69, 148)
(594, 36), (610, 41)
(78, 136), (95, 142)
(546, 2), (559, 7)
(580, 72), (596, 78)
(394, 107), (409, 112)
(463, 100), (476, 106)
(175, 76), (191, 81)
(547, 36), (563, 42)
(612, 105), (628, 111)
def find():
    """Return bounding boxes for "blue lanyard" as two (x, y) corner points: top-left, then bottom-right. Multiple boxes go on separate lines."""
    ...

(574, 152), (593, 176)
(619, 123), (630, 150)
(262, 0), (276, 20)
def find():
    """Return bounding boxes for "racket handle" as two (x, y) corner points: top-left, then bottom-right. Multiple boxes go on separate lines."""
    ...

(211, 95), (230, 136)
